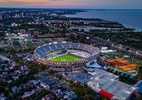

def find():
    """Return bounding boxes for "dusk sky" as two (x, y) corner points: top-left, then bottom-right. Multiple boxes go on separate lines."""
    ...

(0, 0), (142, 9)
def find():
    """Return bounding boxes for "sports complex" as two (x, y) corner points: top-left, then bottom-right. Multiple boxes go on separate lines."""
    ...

(33, 42), (99, 71)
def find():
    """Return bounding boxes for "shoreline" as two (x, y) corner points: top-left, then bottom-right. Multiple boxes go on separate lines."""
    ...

(64, 9), (142, 32)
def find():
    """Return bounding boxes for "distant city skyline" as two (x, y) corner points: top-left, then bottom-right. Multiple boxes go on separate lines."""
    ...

(0, 0), (142, 9)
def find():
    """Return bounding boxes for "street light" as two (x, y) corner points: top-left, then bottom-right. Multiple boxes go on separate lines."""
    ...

(136, 51), (138, 58)
(111, 44), (115, 58)
(128, 50), (131, 56)
(86, 37), (89, 40)
(118, 46), (121, 57)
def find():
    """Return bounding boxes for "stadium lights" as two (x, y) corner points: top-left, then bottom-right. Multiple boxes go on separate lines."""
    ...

(54, 42), (58, 44)
(62, 41), (66, 43)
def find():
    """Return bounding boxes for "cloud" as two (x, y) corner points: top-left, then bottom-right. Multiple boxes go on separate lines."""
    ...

(0, 0), (61, 4)
(12, 0), (46, 2)
(0, 0), (9, 3)
(0, 0), (47, 6)
(0, 0), (142, 8)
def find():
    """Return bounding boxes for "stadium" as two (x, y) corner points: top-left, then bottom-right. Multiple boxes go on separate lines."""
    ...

(33, 42), (99, 72)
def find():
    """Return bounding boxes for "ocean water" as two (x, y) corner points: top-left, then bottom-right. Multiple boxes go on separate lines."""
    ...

(65, 9), (142, 32)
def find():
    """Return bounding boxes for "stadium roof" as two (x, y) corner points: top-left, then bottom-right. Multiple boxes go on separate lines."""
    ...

(34, 42), (99, 58)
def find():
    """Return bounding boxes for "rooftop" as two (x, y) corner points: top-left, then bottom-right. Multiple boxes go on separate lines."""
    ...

(87, 69), (136, 100)
(68, 72), (91, 84)
(38, 76), (55, 86)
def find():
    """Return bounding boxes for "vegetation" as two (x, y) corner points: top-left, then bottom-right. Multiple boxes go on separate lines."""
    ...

(0, 85), (5, 93)
(68, 33), (91, 44)
(48, 69), (55, 75)
(93, 32), (142, 50)
(55, 74), (62, 80)
(35, 89), (50, 100)
(136, 95), (142, 100)
(26, 43), (36, 50)
(50, 53), (82, 62)
(66, 80), (107, 100)
(119, 74), (138, 85)
(106, 68), (138, 85)
(72, 84), (96, 100)
(39, 34), (55, 38)
(137, 66), (142, 80)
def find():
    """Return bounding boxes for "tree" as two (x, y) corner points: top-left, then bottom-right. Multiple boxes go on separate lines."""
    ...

(21, 76), (29, 83)
(19, 60), (24, 65)
(40, 64), (47, 71)
(36, 89), (50, 100)
(99, 97), (108, 100)
(48, 69), (55, 75)
(0, 85), (5, 92)
(68, 33), (75, 41)
(66, 80), (73, 84)
(85, 94), (94, 100)
(55, 74), (62, 80)
(138, 66), (142, 79)
(136, 95), (142, 100)
(29, 75), (35, 80)
(72, 87), (85, 96)
(18, 75), (25, 79)
(0, 80), (2, 85)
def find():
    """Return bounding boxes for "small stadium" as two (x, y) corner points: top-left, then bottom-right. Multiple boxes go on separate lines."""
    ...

(33, 42), (99, 72)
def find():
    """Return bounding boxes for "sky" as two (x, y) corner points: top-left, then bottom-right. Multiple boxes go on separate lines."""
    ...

(0, 0), (142, 9)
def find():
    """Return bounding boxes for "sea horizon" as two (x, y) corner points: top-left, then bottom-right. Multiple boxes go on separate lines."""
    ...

(0, 7), (142, 10)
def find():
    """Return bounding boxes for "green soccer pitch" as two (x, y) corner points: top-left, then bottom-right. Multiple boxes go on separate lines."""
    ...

(50, 53), (82, 62)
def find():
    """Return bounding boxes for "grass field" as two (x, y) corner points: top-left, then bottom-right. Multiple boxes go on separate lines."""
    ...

(50, 53), (82, 62)
(26, 43), (36, 49)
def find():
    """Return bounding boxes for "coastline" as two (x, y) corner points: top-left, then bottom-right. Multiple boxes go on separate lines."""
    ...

(64, 9), (142, 32)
